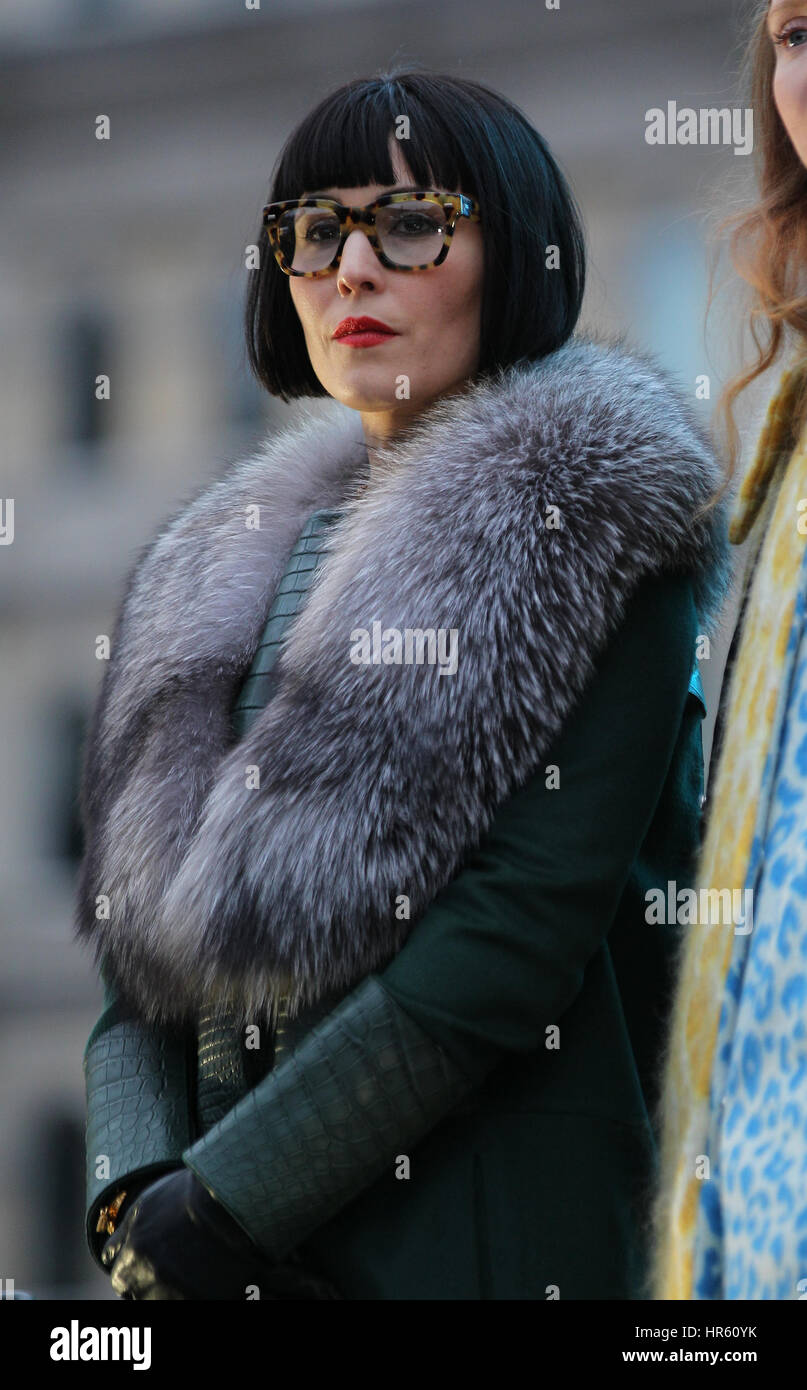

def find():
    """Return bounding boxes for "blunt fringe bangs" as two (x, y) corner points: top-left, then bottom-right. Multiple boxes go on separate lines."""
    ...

(245, 67), (587, 401)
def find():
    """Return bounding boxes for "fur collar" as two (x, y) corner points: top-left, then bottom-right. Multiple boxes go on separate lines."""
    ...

(74, 333), (732, 1028)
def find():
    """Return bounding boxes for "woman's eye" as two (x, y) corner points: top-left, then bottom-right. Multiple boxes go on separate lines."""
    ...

(389, 214), (438, 236)
(775, 24), (807, 50)
(306, 221), (338, 243)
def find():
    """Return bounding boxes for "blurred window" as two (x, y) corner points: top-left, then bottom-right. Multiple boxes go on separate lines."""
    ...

(59, 305), (116, 461)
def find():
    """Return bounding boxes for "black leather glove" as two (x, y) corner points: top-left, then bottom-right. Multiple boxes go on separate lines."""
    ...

(91, 1172), (175, 1272)
(100, 1167), (274, 1300)
(100, 1168), (343, 1300)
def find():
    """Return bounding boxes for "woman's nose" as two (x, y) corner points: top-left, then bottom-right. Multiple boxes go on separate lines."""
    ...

(336, 227), (382, 287)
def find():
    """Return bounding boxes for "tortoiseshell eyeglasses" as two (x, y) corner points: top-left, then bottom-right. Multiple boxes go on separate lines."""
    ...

(262, 189), (481, 277)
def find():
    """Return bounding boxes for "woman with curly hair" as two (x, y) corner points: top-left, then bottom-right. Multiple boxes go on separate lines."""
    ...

(652, 0), (807, 1302)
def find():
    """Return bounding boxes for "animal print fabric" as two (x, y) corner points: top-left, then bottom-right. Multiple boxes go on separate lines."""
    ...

(652, 363), (807, 1298)
(692, 551), (807, 1298)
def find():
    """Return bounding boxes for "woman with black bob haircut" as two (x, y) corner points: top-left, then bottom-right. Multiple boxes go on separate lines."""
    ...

(244, 69), (586, 400)
(76, 67), (731, 1301)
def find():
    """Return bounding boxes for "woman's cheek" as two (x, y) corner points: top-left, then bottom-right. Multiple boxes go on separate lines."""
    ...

(775, 63), (807, 165)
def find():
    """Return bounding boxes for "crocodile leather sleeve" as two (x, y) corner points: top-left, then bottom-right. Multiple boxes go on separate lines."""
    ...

(181, 974), (480, 1264)
(83, 1019), (194, 1267)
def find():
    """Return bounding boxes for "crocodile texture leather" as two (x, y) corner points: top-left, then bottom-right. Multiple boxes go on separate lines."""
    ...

(194, 1003), (251, 1133)
(182, 974), (478, 1263)
(194, 506), (346, 1133)
(83, 1020), (193, 1265)
(271, 987), (347, 1064)
(230, 507), (344, 739)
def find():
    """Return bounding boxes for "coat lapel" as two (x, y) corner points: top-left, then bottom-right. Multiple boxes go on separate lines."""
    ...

(74, 333), (733, 1028)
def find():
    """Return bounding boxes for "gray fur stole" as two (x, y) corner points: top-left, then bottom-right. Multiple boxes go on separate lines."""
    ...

(74, 334), (732, 1028)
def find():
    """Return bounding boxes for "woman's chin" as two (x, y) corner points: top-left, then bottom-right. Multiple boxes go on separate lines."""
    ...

(326, 378), (415, 414)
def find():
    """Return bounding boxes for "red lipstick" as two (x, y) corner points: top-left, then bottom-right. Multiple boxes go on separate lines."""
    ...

(332, 316), (398, 348)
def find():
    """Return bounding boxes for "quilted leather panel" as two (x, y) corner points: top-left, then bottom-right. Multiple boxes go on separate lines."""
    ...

(182, 975), (477, 1263)
(84, 1019), (193, 1260)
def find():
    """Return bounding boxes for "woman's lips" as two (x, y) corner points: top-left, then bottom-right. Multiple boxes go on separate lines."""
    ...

(336, 330), (397, 348)
(332, 316), (399, 348)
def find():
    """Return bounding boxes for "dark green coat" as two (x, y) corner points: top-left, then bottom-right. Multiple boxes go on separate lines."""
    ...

(83, 565), (705, 1300)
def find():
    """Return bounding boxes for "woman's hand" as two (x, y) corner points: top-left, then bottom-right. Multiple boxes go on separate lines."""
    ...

(100, 1167), (270, 1300)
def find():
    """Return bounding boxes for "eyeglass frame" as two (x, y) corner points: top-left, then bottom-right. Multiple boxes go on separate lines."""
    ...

(261, 189), (481, 277)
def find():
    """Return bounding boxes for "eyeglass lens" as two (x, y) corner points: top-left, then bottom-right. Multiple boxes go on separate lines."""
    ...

(276, 199), (450, 271)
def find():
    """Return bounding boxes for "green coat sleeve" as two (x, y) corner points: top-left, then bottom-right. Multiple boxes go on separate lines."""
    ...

(82, 960), (196, 1268)
(180, 567), (700, 1262)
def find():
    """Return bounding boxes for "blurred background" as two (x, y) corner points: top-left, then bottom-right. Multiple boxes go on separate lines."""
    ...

(1, 0), (767, 1297)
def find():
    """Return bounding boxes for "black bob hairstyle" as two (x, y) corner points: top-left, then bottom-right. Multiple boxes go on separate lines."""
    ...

(245, 67), (587, 402)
